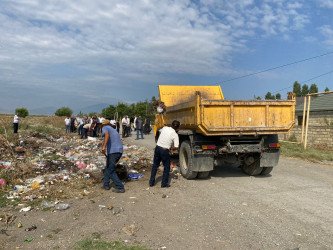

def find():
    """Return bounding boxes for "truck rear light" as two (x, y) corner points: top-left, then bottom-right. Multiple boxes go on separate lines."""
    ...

(269, 143), (280, 148)
(202, 145), (216, 150)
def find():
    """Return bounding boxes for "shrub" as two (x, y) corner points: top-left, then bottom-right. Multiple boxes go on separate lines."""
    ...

(55, 107), (73, 117)
(15, 108), (29, 118)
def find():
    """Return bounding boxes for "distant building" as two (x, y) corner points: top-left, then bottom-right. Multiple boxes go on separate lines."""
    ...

(281, 93), (333, 149)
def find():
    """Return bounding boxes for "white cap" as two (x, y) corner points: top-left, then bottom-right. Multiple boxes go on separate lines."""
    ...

(110, 120), (116, 125)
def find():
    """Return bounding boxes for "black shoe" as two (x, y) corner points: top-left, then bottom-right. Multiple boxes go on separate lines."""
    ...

(149, 181), (155, 187)
(101, 186), (110, 190)
(112, 189), (125, 193)
(161, 184), (170, 188)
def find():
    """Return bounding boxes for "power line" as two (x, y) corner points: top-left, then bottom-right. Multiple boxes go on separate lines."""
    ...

(262, 69), (333, 98)
(221, 51), (333, 85)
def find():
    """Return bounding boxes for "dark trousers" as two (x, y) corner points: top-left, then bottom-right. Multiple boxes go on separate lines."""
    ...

(122, 125), (126, 137)
(104, 153), (124, 190)
(136, 129), (143, 139)
(81, 128), (88, 139)
(149, 146), (170, 187)
(13, 123), (18, 133)
(78, 124), (83, 135)
(70, 124), (75, 133)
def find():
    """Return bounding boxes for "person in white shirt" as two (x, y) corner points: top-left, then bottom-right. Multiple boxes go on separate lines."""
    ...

(149, 120), (180, 188)
(64, 116), (71, 134)
(121, 115), (129, 138)
(13, 113), (20, 133)
(133, 116), (138, 131)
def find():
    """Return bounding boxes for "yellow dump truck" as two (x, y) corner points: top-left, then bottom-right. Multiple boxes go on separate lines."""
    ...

(154, 85), (295, 179)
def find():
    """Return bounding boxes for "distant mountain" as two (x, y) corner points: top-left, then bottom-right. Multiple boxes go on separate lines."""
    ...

(29, 106), (57, 115)
(75, 100), (120, 115)
(75, 103), (109, 115)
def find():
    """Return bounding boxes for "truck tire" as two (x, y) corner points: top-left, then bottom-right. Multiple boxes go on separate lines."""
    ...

(179, 140), (198, 179)
(197, 171), (210, 179)
(241, 158), (262, 176)
(260, 167), (273, 175)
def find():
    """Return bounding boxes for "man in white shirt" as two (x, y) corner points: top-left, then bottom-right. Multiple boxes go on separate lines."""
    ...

(121, 115), (129, 138)
(149, 120), (180, 188)
(64, 116), (71, 134)
(13, 113), (20, 133)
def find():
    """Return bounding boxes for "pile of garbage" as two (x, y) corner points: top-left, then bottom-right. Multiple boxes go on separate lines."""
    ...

(0, 132), (154, 207)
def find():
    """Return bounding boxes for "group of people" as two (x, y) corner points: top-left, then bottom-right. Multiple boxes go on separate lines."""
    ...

(100, 117), (180, 192)
(65, 115), (151, 141)
(121, 115), (151, 139)
(64, 116), (121, 139)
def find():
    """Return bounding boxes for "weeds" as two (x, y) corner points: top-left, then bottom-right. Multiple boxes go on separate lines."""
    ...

(281, 142), (333, 162)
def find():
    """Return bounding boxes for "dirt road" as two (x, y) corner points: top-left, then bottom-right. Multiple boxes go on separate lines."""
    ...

(1, 133), (333, 249)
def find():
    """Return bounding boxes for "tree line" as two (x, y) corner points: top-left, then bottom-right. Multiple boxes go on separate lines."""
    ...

(55, 97), (157, 122)
(260, 81), (330, 100)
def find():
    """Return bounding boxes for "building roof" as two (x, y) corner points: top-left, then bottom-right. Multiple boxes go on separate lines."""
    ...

(295, 93), (333, 112)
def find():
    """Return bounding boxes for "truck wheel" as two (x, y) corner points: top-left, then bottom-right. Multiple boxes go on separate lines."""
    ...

(197, 171), (210, 179)
(260, 167), (273, 175)
(241, 159), (262, 176)
(179, 141), (198, 179)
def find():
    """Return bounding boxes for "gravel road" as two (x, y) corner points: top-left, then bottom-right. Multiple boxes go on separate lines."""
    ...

(1, 133), (332, 249)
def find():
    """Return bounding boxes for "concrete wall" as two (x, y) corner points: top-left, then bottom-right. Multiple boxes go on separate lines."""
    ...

(295, 111), (333, 126)
(279, 125), (333, 149)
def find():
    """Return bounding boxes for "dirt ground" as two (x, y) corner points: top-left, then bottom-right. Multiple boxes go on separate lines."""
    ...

(1, 132), (333, 249)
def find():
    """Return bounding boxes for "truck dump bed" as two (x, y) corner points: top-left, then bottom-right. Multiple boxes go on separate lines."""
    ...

(158, 85), (295, 136)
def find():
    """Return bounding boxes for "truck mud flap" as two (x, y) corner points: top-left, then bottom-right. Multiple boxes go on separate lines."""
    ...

(192, 155), (214, 172)
(260, 151), (280, 167)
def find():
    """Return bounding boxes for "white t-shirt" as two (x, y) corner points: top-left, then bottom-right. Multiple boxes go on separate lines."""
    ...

(133, 117), (137, 128)
(157, 127), (179, 149)
(122, 118), (128, 125)
(65, 118), (71, 125)
(14, 115), (19, 123)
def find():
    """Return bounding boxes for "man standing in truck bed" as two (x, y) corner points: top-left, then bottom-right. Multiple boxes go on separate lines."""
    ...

(149, 120), (180, 188)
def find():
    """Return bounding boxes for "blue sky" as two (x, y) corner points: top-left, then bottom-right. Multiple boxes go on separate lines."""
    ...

(0, 0), (332, 113)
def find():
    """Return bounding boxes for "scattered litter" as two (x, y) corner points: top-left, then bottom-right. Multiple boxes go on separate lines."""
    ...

(18, 222), (22, 228)
(0, 178), (7, 186)
(107, 205), (113, 210)
(24, 238), (34, 242)
(40, 200), (55, 209)
(128, 173), (144, 179)
(25, 225), (37, 231)
(55, 204), (69, 210)
(20, 206), (31, 212)
(112, 207), (124, 215)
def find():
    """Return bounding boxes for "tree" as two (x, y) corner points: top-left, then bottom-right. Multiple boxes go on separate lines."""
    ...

(293, 81), (301, 97)
(55, 107), (72, 117)
(309, 83), (318, 94)
(325, 87), (330, 92)
(276, 93), (281, 100)
(15, 108), (29, 118)
(265, 92), (275, 100)
(116, 103), (130, 119)
(102, 105), (116, 120)
(301, 84), (309, 96)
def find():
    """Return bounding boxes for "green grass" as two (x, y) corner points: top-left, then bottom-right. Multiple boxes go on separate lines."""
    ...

(74, 239), (149, 250)
(280, 142), (333, 162)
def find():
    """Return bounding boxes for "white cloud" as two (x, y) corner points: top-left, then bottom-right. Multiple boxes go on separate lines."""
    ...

(319, 25), (333, 47)
(0, 0), (324, 109)
(317, 0), (333, 8)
